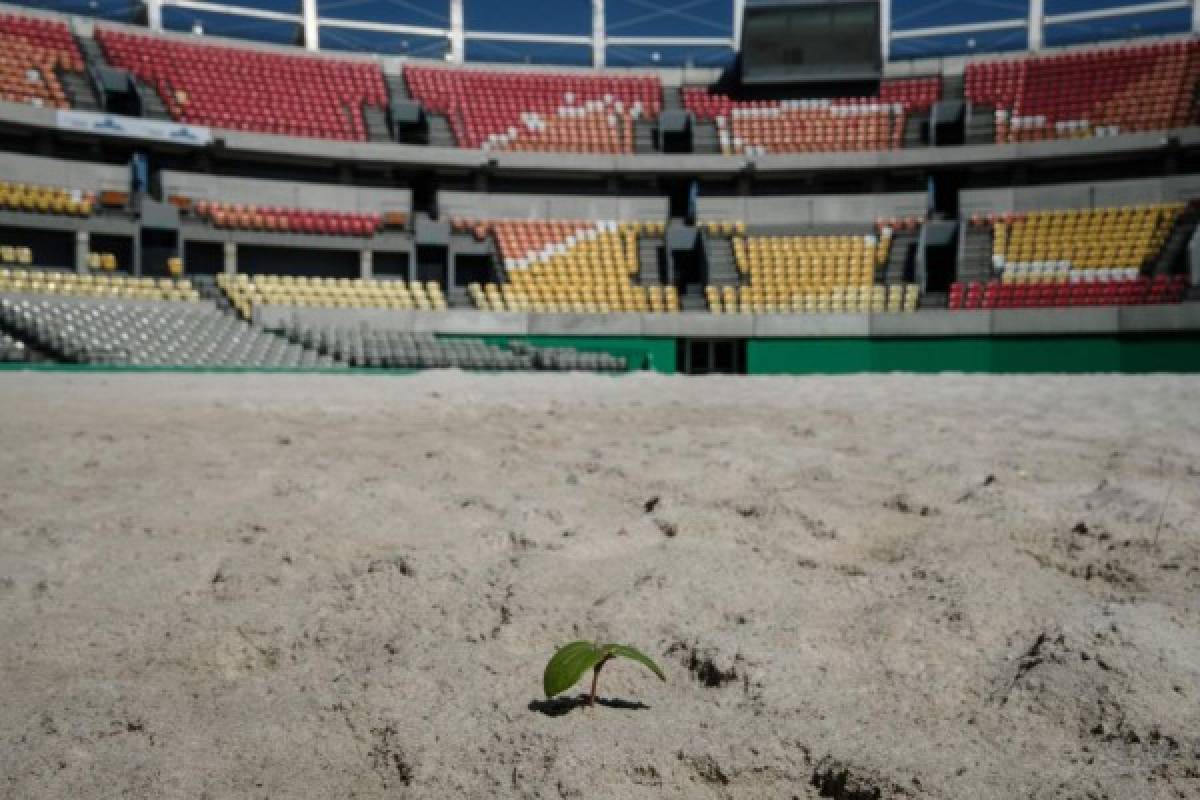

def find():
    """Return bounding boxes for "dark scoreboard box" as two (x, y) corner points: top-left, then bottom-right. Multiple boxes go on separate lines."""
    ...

(741, 0), (882, 85)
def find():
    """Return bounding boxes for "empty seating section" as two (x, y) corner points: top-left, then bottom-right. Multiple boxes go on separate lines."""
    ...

(193, 201), (383, 237)
(86, 252), (121, 271)
(463, 218), (678, 313)
(0, 295), (329, 367)
(1, 246), (33, 266)
(1, 180), (94, 216)
(0, 13), (83, 110)
(0, 329), (30, 361)
(97, 30), (387, 140)
(683, 78), (940, 155)
(278, 324), (627, 371)
(218, 273), (446, 320)
(0, 267), (199, 301)
(951, 203), (1190, 309)
(951, 275), (1188, 309)
(966, 41), (1200, 143)
(988, 203), (1180, 276)
(705, 225), (919, 313)
(404, 66), (661, 153)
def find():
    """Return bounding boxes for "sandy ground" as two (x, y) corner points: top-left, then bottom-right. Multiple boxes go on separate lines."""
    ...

(0, 371), (1198, 800)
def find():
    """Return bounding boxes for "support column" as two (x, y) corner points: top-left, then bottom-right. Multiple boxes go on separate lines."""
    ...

(449, 0), (465, 63)
(592, 0), (606, 69)
(361, 249), (373, 280)
(878, 0), (889, 63)
(223, 241), (237, 275)
(75, 231), (89, 274)
(302, 0), (319, 51)
(1028, 0), (1044, 52)
(1193, 0), (1200, 32)
(732, 0), (745, 52)
(145, 0), (163, 32)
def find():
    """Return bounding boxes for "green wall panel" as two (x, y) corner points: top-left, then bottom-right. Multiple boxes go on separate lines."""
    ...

(989, 336), (1121, 373)
(868, 337), (993, 373)
(746, 338), (873, 374)
(4, 334), (1197, 376)
(747, 335), (1200, 375)
(1119, 335), (1200, 373)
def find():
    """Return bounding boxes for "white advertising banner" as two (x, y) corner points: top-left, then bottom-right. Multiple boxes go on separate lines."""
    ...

(55, 111), (212, 146)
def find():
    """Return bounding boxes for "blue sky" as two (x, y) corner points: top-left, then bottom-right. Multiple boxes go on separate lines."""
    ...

(12, 0), (1193, 64)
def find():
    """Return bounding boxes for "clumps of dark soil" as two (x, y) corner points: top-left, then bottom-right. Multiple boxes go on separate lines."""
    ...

(956, 474), (997, 503)
(367, 555), (413, 577)
(735, 504), (762, 518)
(643, 496), (660, 513)
(1072, 561), (1140, 588)
(655, 519), (677, 538)
(369, 724), (413, 788)
(883, 495), (937, 517)
(667, 641), (739, 688)
(678, 752), (729, 785)
(811, 756), (913, 799)
(794, 509), (837, 540)
(508, 531), (537, 551)
(996, 630), (1074, 705)
(629, 764), (662, 787)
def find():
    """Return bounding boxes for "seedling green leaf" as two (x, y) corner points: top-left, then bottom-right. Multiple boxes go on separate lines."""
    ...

(603, 643), (666, 682)
(543, 640), (666, 707)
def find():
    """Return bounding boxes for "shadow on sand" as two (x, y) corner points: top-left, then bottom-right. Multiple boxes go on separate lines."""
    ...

(528, 694), (651, 717)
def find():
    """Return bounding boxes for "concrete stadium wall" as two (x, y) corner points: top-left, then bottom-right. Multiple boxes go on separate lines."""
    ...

(697, 192), (927, 225)
(256, 304), (1200, 339)
(3, 97), (1197, 178)
(961, 175), (1200, 216)
(437, 191), (668, 221)
(159, 171), (412, 214)
(254, 304), (1200, 374)
(0, 151), (128, 194)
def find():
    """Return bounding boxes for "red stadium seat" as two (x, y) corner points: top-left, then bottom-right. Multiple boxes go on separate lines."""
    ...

(0, 13), (84, 111)
(193, 202), (384, 237)
(95, 29), (387, 142)
(965, 40), (1200, 144)
(404, 65), (661, 154)
(682, 77), (941, 155)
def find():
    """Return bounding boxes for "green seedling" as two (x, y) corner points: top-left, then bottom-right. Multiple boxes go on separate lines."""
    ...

(543, 641), (666, 706)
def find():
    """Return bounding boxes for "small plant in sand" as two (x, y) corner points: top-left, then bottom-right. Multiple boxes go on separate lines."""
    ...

(543, 641), (666, 706)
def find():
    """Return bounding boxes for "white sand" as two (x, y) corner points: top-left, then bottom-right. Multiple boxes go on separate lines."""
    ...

(1, 372), (1198, 799)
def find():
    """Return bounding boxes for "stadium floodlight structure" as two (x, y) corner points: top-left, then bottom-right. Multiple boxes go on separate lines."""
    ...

(141, 0), (741, 65)
(138, 0), (1200, 65)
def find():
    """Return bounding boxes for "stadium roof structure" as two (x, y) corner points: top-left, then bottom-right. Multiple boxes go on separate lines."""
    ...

(6, 0), (1200, 67)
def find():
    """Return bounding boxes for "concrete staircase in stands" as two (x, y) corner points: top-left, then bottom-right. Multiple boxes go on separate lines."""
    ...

(59, 68), (100, 111)
(638, 235), (665, 286)
(1150, 203), (1200, 277)
(363, 105), (391, 143)
(958, 224), (994, 286)
(704, 234), (739, 290)
(965, 104), (996, 145)
(692, 119), (720, 154)
(426, 113), (456, 148)
(633, 119), (656, 153)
